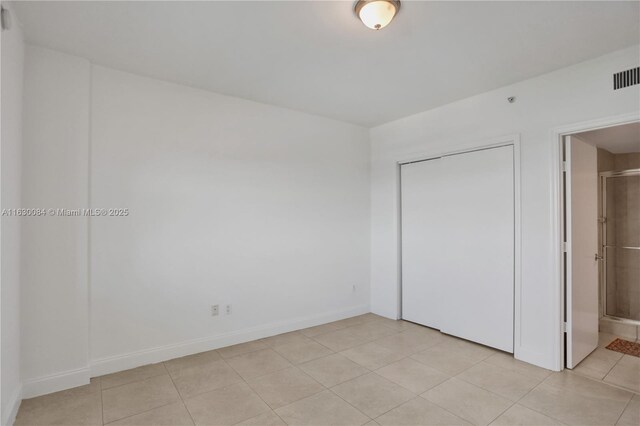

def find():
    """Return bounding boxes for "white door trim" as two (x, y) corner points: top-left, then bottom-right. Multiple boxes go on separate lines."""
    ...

(396, 134), (522, 359)
(551, 112), (640, 371)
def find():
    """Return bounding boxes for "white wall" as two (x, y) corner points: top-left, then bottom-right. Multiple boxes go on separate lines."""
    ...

(89, 66), (371, 372)
(1, 3), (25, 424)
(20, 46), (90, 396)
(370, 45), (640, 370)
(19, 47), (371, 391)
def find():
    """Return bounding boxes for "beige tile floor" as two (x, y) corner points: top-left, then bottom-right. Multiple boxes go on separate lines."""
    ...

(572, 332), (640, 394)
(14, 314), (640, 426)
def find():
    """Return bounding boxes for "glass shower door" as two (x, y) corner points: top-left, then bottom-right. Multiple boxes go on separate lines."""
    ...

(602, 170), (640, 322)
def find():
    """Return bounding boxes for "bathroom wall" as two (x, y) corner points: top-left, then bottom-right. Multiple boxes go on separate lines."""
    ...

(614, 153), (640, 170)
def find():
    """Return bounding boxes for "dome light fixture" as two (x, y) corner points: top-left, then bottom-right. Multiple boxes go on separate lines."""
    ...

(355, 0), (401, 30)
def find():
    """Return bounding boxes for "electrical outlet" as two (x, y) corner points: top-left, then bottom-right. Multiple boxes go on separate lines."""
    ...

(211, 305), (219, 316)
(226, 304), (232, 315)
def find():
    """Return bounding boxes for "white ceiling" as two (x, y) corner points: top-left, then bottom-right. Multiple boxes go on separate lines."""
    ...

(12, 1), (640, 127)
(577, 122), (640, 154)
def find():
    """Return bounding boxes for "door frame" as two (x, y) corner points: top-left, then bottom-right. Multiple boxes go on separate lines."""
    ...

(551, 112), (640, 371)
(396, 134), (522, 356)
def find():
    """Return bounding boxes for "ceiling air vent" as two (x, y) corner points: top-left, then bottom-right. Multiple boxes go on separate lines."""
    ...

(613, 67), (640, 90)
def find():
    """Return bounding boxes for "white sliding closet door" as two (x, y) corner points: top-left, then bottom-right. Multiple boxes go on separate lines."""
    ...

(401, 158), (446, 329)
(401, 146), (514, 353)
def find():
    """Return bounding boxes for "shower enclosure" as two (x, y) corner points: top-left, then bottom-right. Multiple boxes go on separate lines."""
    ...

(600, 168), (640, 323)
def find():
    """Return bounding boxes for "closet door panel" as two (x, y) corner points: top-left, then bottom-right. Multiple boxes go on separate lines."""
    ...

(438, 146), (514, 352)
(400, 158), (446, 329)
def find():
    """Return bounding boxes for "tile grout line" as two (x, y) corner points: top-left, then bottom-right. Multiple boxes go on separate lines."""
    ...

(221, 354), (296, 425)
(162, 362), (197, 426)
(418, 348), (548, 425)
(516, 369), (635, 425)
(291, 320), (504, 424)
(422, 376), (519, 425)
(324, 379), (376, 423)
(289, 321), (408, 423)
(103, 399), (184, 426)
(101, 363), (188, 425)
(601, 354), (622, 384)
(613, 394), (634, 425)
(508, 379), (555, 423)
(319, 324), (448, 423)
(259, 321), (399, 424)
(567, 363), (639, 396)
(99, 378), (105, 426)
(99, 367), (168, 392)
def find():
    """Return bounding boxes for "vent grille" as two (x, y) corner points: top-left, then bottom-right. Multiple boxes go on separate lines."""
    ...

(614, 67), (640, 90)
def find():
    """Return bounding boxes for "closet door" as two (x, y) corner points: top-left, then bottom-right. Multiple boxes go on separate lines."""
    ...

(438, 146), (514, 352)
(401, 146), (514, 352)
(401, 158), (446, 329)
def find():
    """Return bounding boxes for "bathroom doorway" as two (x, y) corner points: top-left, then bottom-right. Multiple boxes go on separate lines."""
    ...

(562, 120), (640, 381)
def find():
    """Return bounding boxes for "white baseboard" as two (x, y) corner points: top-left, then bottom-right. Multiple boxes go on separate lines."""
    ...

(21, 367), (90, 400)
(2, 385), (22, 426)
(91, 304), (369, 377)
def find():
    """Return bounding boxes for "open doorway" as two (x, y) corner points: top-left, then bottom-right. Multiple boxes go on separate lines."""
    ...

(562, 121), (640, 393)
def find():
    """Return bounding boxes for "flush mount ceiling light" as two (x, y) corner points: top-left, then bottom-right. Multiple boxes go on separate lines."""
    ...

(355, 0), (401, 30)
